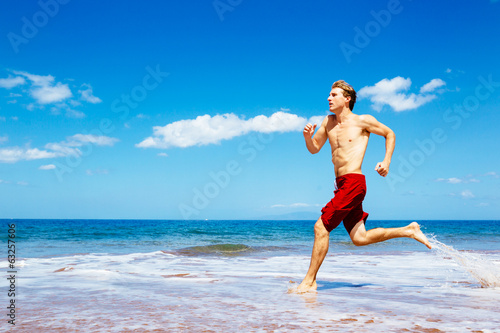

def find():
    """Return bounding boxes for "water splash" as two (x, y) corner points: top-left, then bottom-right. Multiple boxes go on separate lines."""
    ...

(429, 237), (500, 288)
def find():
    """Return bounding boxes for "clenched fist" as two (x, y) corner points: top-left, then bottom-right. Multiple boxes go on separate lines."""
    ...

(303, 123), (317, 139)
(375, 161), (390, 177)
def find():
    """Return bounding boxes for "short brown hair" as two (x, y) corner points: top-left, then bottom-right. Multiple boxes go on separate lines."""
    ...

(332, 80), (357, 111)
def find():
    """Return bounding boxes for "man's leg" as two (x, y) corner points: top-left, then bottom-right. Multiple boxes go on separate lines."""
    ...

(296, 218), (330, 292)
(349, 221), (431, 249)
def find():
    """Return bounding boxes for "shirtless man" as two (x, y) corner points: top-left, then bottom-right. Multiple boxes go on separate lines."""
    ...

(296, 80), (431, 293)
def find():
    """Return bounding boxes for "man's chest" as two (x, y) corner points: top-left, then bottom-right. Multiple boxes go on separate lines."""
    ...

(327, 124), (365, 148)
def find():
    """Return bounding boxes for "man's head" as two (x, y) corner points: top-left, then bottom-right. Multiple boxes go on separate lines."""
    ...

(330, 80), (357, 111)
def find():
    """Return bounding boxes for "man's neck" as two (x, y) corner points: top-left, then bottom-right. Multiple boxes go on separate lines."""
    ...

(334, 107), (353, 123)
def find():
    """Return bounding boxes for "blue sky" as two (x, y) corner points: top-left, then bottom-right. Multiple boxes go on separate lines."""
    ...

(0, 0), (499, 220)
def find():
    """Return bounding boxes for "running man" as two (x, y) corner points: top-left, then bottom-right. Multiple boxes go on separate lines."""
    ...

(296, 80), (431, 293)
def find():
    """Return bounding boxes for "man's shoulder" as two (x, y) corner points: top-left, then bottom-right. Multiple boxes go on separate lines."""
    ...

(356, 113), (375, 119)
(325, 114), (337, 126)
(356, 114), (377, 123)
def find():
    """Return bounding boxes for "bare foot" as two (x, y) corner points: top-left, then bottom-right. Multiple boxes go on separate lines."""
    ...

(294, 280), (317, 294)
(409, 222), (432, 249)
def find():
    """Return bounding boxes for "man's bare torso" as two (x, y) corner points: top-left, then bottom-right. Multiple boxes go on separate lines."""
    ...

(326, 114), (370, 177)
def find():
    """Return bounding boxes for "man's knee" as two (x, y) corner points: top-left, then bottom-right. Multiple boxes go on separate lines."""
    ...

(314, 219), (329, 237)
(350, 234), (368, 246)
(351, 237), (365, 246)
(349, 221), (368, 246)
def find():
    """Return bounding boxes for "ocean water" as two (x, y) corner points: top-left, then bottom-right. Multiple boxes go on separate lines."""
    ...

(2, 219), (500, 332)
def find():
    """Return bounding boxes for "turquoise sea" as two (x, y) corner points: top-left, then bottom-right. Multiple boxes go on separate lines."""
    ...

(3, 219), (500, 332)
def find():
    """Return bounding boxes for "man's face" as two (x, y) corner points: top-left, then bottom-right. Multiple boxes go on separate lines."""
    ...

(328, 87), (349, 112)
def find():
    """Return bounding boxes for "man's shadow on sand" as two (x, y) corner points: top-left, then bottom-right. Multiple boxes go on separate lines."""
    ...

(317, 281), (374, 290)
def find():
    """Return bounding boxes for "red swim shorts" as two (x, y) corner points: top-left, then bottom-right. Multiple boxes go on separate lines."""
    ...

(321, 173), (369, 235)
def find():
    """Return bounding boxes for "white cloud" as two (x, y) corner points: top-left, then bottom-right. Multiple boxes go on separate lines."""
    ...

(137, 111), (321, 149)
(308, 115), (326, 126)
(157, 152), (168, 157)
(358, 77), (445, 112)
(24, 148), (62, 160)
(483, 171), (499, 178)
(79, 84), (102, 104)
(0, 135), (8, 144)
(0, 76), (25, 89)
(31, 82), (72, 104)
(420, 79), (446, 93)
(12, 71), (53, 86)
(69, 134), (118, 146)
(50, 103), (86, 118)
(446, 177), (462, 184)
(45, 134), (119, 156)
(65, 108), (86, 118)
(68, 99), (82, 107)
(436, 177), (463, 184)
(0, 134), (119, 163)
(2, 70), (102, 118)
(290, 203), (314, 208)
(444, 68), (465, 77)
(43, 142), (79, 156)
(39, 164), (56, 170)
(461, 190), (475, 199)
(0, 147), (62, 163)
(435, 176), (481, 184)
(12, 70), (72, 104)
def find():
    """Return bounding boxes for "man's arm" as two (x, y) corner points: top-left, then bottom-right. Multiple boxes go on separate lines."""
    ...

(303, 116), (328, 154)
(361, 115), (395, 177)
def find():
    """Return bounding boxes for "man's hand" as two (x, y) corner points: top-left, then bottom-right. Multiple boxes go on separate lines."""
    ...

(375, 161), (390, 177)
(303, 123), (317, 139)
(303, 118), (327, 154)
